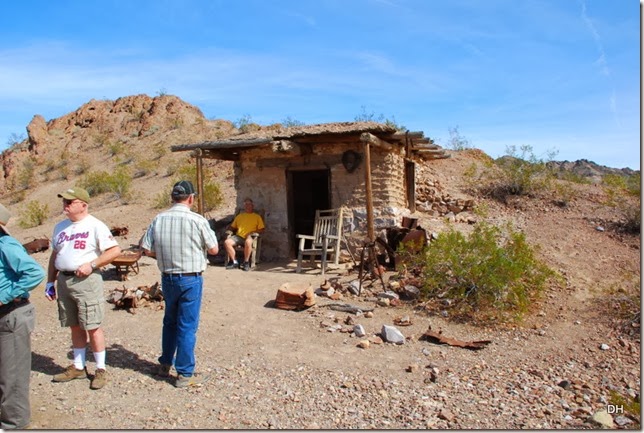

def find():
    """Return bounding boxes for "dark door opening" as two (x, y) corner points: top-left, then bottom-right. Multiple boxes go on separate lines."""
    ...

(287, 169), (330, 257)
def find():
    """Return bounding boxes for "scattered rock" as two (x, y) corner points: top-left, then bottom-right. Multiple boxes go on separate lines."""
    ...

(587, 410), (614, 428)
(357, 340), (370, 349)
(353, 324), (366, 337)
(381, 325), (405, 345)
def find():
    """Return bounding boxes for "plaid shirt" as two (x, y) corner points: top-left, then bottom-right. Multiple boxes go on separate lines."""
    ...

(141, 204), (218, 274)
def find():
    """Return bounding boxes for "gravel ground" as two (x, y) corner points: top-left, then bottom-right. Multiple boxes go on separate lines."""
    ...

(25, 256), (640, 430)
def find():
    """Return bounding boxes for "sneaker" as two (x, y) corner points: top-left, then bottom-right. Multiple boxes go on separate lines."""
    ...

(175, 372), (210, 388)
(242, 262), (250, 272)
(52, 364), (88, 382)
(156, 363), (172, 377)
(225, 262), (239, 270)
(90, 368), (107, 390)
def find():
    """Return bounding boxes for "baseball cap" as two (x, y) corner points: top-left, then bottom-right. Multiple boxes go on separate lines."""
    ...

(171, 180), (197, 197)
(0, 203), (11, 235)
(58, 187), (90, 203)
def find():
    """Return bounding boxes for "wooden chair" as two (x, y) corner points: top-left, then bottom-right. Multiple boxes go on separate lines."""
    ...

(296, 208), (343, 275)
(224, 209), (264, 269)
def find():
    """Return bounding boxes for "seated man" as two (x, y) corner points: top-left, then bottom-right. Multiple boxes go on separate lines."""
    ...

(224, 198), (265, 271)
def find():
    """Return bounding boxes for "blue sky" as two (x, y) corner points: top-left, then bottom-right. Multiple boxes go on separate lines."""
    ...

(0, 0), (640, 169)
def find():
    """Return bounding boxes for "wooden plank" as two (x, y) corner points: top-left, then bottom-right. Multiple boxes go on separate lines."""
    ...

(360, 132), (394, 151)
(256, 154), (341, 168)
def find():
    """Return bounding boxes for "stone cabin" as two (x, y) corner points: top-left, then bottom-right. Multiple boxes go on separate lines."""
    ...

(171, 121), (447, 262)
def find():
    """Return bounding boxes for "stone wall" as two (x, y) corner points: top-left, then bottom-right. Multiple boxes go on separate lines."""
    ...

(228, 142), (411, 261)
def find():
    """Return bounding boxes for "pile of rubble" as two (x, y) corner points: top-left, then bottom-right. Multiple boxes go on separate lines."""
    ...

(415, 177), (475, 220)
(107, 282), (163, 314)
(277, 275), (491, 354)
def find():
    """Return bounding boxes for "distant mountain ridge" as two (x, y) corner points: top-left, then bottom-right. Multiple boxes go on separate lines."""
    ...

(546, 159), (638, 180)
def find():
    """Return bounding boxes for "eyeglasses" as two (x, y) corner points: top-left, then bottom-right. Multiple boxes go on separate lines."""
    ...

(63, 199), (82, 206)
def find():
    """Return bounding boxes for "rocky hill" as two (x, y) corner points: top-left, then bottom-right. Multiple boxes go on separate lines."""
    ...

(1, 93), (636, 197)
(0, 94), (236, 193)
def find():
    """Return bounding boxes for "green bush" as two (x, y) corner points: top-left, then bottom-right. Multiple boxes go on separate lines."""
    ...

(174, 164), (223, 212)
(602, 173), (640, 233)
(354, 106), (406, 131)
(281, 116), (305, 127)
(409, 222), (558, 324)
(108, 141), (125, 157)
(80, 167), (132, 200)
(16, 158), (36, 190)
(468, 145), (557, 201)
(152, 190), (171, 209)
(446, 126), (471, 150)
(19, 201), (49, 228)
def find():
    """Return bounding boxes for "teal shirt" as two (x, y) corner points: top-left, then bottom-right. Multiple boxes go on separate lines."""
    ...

(0, 234), (46, 304)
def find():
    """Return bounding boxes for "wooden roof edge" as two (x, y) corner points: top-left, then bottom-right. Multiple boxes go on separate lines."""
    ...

(388, 131), (425, 140)
(171, 137), (273, 152)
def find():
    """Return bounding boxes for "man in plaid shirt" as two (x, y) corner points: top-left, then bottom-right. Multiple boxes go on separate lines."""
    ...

(141, 180), (218, 388)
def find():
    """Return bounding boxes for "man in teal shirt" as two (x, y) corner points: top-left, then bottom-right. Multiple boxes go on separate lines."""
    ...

(0, 203), (45, 430)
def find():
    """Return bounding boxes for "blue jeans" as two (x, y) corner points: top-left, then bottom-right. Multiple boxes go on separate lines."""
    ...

(159, 274), (203, 377)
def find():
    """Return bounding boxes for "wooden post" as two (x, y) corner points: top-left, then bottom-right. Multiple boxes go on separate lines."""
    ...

(195, 149), (204, 215)
(363, 141), (374, 242)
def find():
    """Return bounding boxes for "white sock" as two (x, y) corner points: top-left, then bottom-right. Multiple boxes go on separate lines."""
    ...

(94, 350), (106, 370)
(73, 348), (86, 369)
(233, 260), (238, 264)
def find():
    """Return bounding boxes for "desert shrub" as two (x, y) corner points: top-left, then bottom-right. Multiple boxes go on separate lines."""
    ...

(354, 106), (406, 131)
(74, 157), (91, 175)
(602, 274), (640, 332)
(108, 141), (125, 157)
(174, 164), (223, 212)
(602, 173), (640, 233)
(7, 132), (26, 148)
(407, 222), (558, 324)
(152, 142), (168, 160)
(609, 390), (640, 427)
(133, 158), (157, 178)
(165, 162), (179, 177)
(152, 163), (224, 211)
(234, 114), (253, 130)
(468, 145), (557, 201)
(552, 180), (576, 208)
(80, 167), (132, 200)
(153, 190), (172, 209)
(234, 114), (261, 134)
(446, 126), (471, 150)
(94, 133), (111, 148)
(10, 190), (26, 204)
(59, 163), (70, 180)
(281, 116), (305, 127)
(42, 160), (57, 176)
(18, 201), (49, 228)
(16, 158), (36, 190)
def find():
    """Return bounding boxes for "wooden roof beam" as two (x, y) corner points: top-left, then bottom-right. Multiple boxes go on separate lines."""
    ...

(360, 132), (394, 150)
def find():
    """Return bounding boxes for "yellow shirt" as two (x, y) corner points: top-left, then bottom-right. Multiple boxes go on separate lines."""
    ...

(232, 212), (265, 239)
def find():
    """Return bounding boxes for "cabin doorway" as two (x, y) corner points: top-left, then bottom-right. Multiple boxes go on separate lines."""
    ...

(287, 169), (330, 257)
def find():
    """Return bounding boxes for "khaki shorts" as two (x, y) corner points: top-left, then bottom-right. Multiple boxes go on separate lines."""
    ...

(56, 272), (105, 330)
(229, 234), (245, 246)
